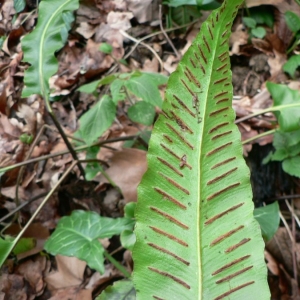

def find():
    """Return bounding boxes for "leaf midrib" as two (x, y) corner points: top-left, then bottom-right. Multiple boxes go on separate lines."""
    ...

(198, 9), (230, 299)
(39, 0), (72, 103)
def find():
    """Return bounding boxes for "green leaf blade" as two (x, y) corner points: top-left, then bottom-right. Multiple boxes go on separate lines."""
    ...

(21, 0), (79, 98)
(75, 95), (116, 145)
(44, 210), (133, 274)
(133, 1), (270, 299)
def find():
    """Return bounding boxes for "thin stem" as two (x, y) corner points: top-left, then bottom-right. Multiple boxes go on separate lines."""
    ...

(119, 30), (164, 70)
(0, 135), (139, 174)
(241, 129), (276, 145)
(235, 102), (300, 124)
(0, 192), (48, 224)
(159, 5), (180, 58)
(103, 250), (131, 278)
(12, 161), (78, 250)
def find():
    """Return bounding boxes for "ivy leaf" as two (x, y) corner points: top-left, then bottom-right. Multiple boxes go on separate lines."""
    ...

(283, 55), (300, 78)
(285, 11), (300, 33)
(267, 82), (300, 132)
(270, 130), (300, 161)
(85, 146), (102, 181)
(282, 156), (300, 177)
(75, 95), (116, 145)
(254, 202), (279, 241)
(96, 279), (136, 300)
(128, 102), (156, 126)
(14, 0), (26, 13)
(99, 43), (113, 54)
(110, 78), (126, 104)
(251, 26), (266, 39)
(78, 74), (117, 94)
(243, 17), (256, 29)
(124, 73), (163, 108)
(44, 210), (134, 274)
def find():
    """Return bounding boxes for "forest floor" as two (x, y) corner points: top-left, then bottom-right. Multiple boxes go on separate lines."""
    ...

(1, 0), (300, 299)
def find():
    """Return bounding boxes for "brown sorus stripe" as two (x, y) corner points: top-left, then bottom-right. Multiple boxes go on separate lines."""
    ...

(166, 123), (194, 150)
(214, 281), (255, 300)
(198, 44), (208, 64)
(214, 91), (228, 98)
(216, 266), (253, 284)
(160, 110), (170, 119)
(223, 69), (228, 75)
(211, 157), (236, 170)
(171, 103), (179, 109)
(203, 35), (211, 53)
(208, 122), (229, 133)
(148, 243), (190, 266)
(148, 267), (190, 289)
(170, 111), (194, 134)
(212, 255), (250, 275)
(214, 77), (228, 84)
(205, 202), (244, 225)
(150, 206), (189, 229)
(225, 238), (251, 253)
(154, 187), (186, 209)
(160, 144), (192, 170)
(211, 130), (232, 140)
(160, 143), (180, 160)
(186, 67), (201, 88)
(209, 107), (229, 117)
(206, 141), (232, 156)
(212, 17), (215, 28)
(216, 63), (227, 71)
(207, 182), (240, 201)
(207, 24), (213, 39)
(194, 51), (200, 61)
(189, 57), (196, 68)
(216, 98), (229, 104)
(180, 78), (195, 96)
(157, 157), (183, 177)
(153, 296), (164, 300)
(218, 51), (226, 60)
(216, 12), (219, 22)
(200, 64), (206, 74)
(225, 21), (231, 28)
(159, 172), (190, 195)
(222, 30), (228, 38)
(149, 226), (188, 247)
(163, 134), (173, 143)
(207, 167), (238, 185)
(220, 39), (227, 47)
(210, 225), (244, 246)
(184, 70), (192, 83)
(173, 94), (196, 118)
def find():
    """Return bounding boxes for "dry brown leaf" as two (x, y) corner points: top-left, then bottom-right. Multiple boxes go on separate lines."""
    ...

(48, 287), (92, 300)
(97, 148), (147, 202)
(45, 255), (86, 291)
(16, 256), (48, 297)
(267, 227), (300, 282)
(127, 0), (153, 23)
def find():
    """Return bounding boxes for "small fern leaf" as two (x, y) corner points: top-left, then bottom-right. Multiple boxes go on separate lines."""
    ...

(133, 0), (270, 299)
(21, 0), (79, 98)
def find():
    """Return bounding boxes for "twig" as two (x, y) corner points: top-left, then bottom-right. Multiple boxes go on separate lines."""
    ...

(119, 30), (164, 71)
(235, 102), (300, 124)
(0, 135), (139, 174)
(241, 129), (276, 145)
(7, 161), (77, 252)
(159, 5), (180, 59)
(0, 192), (48, 224)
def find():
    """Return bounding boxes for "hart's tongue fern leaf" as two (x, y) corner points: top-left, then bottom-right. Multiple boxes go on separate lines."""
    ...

(132, 1), (270, 299)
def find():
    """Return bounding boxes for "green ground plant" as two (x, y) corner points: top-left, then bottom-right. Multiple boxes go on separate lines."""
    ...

(2, 0), (300, 298)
